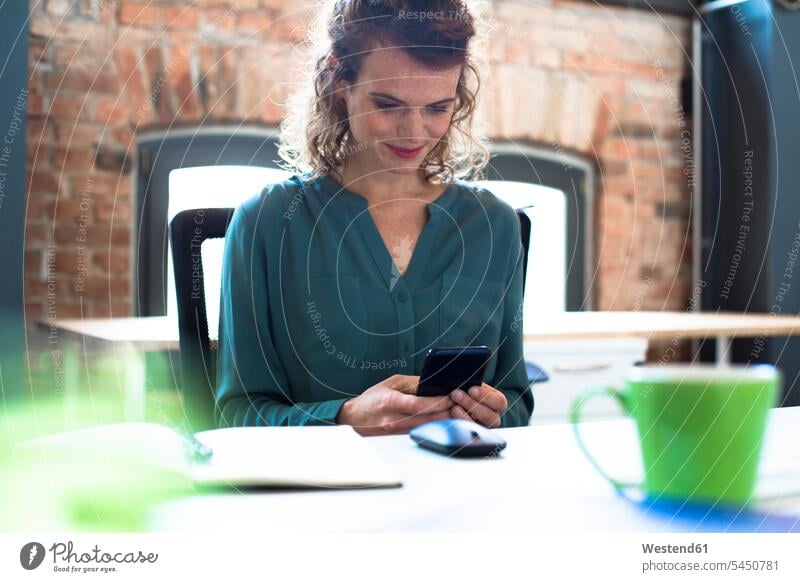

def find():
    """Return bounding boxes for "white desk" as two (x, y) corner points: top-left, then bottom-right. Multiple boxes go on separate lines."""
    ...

(149, 407), (800, 533)
(41, 310), (800, 364)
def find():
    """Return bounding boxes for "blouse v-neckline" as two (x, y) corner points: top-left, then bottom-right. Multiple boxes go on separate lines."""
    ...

(318, 174), (457, 291)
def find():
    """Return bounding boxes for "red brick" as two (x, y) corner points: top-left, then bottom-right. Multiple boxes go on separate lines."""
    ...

(275, 16), (308, 42)
(601, 196), (630, 219)
(53, 39), (110, 69)
(119, 3), (158, 27)
(79, 276), (131, 299)
(53, 146), (96, 172)
(600, 176), (635, 199)
(25, 250), (42, 274)
(32, 15), (98, 42)
(69, 174), (131, 198)
(52, 42), (80, 67)
(45, 301), (86, 319)
(161, 6), (198, 29)
(52, 122), (104, 146)
(54, 225), (130, 246)
(92, 250), (131, 273)
(26, 119), (53, 144)
(195, 0), (259, 9)
(26, 141), (50, 167)
(237, 12), (273, 32)
(599, 159), (628, 176)
(29, 36), (50, 64)
(115, 48), (150, 119)
(143, 46), (173, 121)
(50, 95), (91, 120)
(25, 222), (47, 242)
(213, 46), (238, 118)
(28, 89), (44, 116)
(44, 66), (118, 94)
(28, 170), (62, 194)
(48, 197), (94, 223)
(195, 46), (219, 115)
(110, 126), (135, 151)
(26, 195), (54, 222)
(53, 248), (88, 275)
(25, 302), (44, 319)
(87, 301), (132, 318)
(631, 162), (663, 181)
(92, 97), (129, 125)
(94, 199), (132, 223)
(617, 120), (656, 140)
(200, 8), (238, 32)
(167, 45), (201, 121)
(143, 45), (164, 84)
(601, 137), (634, 160)
(638, 141), (662, 160)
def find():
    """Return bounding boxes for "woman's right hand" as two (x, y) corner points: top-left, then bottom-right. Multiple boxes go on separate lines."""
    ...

(335, 374), (453, 436)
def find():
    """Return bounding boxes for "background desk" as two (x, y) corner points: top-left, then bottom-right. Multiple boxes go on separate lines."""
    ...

(38, 311), (800, 423)
(41, 310), (800, 362)
(525, 311), (800, 364)
(148, 407), (800, 533)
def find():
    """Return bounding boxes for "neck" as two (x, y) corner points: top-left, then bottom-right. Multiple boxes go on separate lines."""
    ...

(338, 158), (442, 204)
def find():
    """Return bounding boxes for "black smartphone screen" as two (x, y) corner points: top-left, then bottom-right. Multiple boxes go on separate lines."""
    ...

(417, 346), (491, 397)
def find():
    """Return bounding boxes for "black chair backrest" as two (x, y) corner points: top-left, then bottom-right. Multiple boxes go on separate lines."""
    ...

(169, 206), (533, 430)
(170, 208), (235, 431)
(516, 208), (531, 294)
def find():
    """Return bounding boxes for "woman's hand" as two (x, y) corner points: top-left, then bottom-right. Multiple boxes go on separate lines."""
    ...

(449, 382), (508, 428)
(336, 374), (452, 436)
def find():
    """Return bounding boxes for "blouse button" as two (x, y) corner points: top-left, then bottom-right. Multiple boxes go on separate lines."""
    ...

(397, 291), (408, 302)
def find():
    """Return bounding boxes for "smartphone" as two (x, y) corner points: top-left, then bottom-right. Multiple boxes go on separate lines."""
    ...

(417, 346), (491, 397)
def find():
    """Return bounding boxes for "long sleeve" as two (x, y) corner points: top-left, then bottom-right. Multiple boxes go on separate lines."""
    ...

(491, 212), (535, 428)
(215, 200), (349, 427)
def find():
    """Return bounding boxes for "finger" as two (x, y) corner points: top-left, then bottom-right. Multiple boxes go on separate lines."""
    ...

(390, 391), (451, 415)
(450, 391), (501, 428)
(465, 384), (507, 413)
(450, 404), (472, 421)
(387, 410), (452, 435)
(385, 374), (420, 394)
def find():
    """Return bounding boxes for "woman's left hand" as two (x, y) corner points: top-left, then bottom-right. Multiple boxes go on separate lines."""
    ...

(449, 382), (508, 428)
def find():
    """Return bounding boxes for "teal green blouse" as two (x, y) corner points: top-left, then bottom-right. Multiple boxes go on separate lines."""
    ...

(215, 173), (534, 428)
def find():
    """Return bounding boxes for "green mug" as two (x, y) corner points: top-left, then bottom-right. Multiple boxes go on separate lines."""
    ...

(570, 363), (780, 507)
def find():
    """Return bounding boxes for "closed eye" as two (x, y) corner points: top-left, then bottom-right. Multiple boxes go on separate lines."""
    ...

(375, 102), (449, 113)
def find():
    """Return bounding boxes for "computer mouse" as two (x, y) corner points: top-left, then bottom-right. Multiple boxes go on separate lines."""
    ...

(409, 418), (507, 458)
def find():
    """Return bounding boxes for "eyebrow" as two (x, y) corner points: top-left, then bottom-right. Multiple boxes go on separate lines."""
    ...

(368, 92), (455, 106)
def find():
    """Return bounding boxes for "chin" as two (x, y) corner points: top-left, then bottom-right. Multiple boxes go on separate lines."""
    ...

(376, 151), (430, 176)
(382, 164), (422, 175)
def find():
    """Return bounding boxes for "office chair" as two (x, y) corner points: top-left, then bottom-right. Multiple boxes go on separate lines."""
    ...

(170, 206), (545, 430)
(515, 212), (549, 386)
(170, 208), (234, 431)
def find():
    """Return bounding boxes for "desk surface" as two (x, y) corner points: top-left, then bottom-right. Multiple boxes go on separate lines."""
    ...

(524, 310), (800, 341)
(40, 311), (800, 350)
(148, 407), (800, 533)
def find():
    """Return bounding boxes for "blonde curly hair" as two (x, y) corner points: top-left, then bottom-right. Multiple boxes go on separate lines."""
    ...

(279, 0), (490, 184)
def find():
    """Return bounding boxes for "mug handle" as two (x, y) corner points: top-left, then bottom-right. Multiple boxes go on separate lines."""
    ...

(569, 386), (640, 493)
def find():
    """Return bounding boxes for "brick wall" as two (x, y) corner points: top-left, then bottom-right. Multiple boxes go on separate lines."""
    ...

(25, 0), (692, 358)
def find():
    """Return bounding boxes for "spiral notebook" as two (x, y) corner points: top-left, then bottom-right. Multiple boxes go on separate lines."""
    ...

(21, 423), (402, 490)
(191, 425), (401, 489)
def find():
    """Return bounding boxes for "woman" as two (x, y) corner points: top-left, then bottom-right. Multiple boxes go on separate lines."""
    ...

(216, 0), (534, 434)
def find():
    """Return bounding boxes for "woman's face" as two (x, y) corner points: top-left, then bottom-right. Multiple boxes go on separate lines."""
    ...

(340, 46), (462, 177)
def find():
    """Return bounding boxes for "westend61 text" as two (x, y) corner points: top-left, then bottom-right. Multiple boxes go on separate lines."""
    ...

(642, 543), (708, 554)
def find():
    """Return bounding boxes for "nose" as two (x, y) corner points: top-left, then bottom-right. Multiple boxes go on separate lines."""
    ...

(398, 106), (425, 142)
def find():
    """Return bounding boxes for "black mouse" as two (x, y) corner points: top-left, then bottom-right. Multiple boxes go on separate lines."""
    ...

(409, 418), (507, 458)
